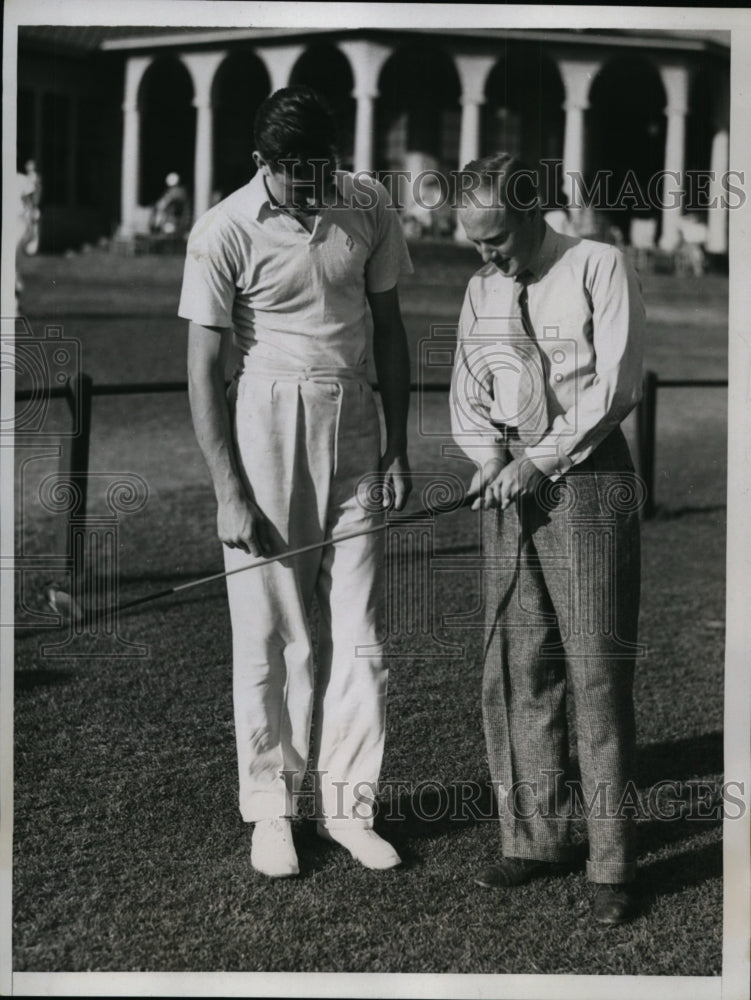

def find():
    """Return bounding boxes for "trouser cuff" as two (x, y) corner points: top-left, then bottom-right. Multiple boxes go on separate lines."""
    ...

(586, 859), (637, 883)
(317, 817), (374, 832)
(501, 832), (576, 864)
(240, 792), (293, 824)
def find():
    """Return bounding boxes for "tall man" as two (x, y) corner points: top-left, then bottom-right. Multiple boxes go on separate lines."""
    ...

(179, 87), (412, 878)
(451, 154), (645, 925)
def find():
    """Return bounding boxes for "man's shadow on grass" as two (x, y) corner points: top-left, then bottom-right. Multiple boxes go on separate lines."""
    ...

(14, 667), (74, 691)
(352, 730), (725, 882)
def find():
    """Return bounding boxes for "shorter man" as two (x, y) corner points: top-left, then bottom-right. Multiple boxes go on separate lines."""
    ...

(451, 154), (645, 925)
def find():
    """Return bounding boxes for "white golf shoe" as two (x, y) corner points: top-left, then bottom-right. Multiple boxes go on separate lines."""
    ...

(317, 824), (402, 870)
(251, 818), (299, 878)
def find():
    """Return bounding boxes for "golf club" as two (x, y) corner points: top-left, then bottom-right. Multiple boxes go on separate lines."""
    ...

(45, 490), (478, 627)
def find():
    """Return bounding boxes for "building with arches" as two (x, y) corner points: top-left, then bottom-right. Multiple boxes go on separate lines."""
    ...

(17, 25), (730, 255)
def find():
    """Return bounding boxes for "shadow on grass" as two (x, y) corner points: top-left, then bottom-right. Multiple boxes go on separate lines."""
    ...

(286, 780), (501, 874)
(367, 730), (725, 871)
(376, 780), (499, 866)
(638, 838), (722, 899)
(652, 503), (727, 521)
(636, 730), (723, 786)
(14, 624), (63, 642)
(14, 668), (74, 691)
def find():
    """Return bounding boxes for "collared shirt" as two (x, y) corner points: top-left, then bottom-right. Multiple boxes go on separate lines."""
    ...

(450, 223), (645, 478)
(178, 170), (413, 370)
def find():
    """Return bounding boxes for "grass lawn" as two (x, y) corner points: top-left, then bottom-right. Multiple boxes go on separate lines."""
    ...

(11, 244), (728, 978)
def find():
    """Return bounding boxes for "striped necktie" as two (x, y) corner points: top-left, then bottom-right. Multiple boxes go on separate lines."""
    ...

(508, 272), (549, 444)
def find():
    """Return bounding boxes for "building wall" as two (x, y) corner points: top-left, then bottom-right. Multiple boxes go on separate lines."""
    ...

(17, 29), (730, 254)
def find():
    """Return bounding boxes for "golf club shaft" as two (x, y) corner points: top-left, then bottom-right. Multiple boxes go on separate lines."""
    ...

(97, 494), (478, 618)
(116, 521), (387, 613)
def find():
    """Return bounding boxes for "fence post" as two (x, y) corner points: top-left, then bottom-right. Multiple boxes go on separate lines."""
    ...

(635, 370), (658, 519)
(62, 372), (93, 519)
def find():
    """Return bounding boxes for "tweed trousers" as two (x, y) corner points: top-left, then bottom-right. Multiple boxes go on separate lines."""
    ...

(482, 428), (641, 883)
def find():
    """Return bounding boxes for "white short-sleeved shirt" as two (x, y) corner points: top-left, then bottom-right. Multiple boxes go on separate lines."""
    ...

(178, 170), (413, 370)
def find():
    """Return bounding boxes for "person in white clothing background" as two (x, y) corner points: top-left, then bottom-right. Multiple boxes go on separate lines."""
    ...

(179, 86), (413, 878)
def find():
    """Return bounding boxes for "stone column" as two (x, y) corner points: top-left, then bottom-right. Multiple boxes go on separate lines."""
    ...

(454, 55), (495, 240)
(119, 55), (152, 236)
(192, 97), (214, 220)
(707, 129), (729, 254)
(338, 39), (393, 175)
(181, 51), (227, 222)
(562, 101), (586, 198)
(458, 97), (482, 172)
(455, 55), (495, 167)
(707, 77), (730, 255)
(352, 88), (377, 174)
(557, 59), (602, 222)
(658, 63), (689, 251)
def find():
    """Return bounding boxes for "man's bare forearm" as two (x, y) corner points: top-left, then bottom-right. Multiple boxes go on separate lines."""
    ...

(187, 323), (269, 555)
(369, 287), (410, 455)
(373, 330), (409, 453)
(189, 375), (245, 503)
(187, 323), (245, 504)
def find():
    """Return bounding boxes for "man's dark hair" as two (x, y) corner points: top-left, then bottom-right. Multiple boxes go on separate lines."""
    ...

(461, 152), (540, 216)
(253, 86), (338, 169)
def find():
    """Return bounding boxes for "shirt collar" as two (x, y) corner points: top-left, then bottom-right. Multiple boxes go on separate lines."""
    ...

(246, 170), (305, 224)
(245, 169), (339, 223)
(245, 169), (273, 219)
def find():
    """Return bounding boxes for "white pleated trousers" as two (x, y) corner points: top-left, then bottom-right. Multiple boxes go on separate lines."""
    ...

(224, 366), (387, 828)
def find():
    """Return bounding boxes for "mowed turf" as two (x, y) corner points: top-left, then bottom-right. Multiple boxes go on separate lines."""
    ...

(12, 245), (728, 977)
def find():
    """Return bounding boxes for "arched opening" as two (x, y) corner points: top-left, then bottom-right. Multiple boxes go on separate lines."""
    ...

(376, 43), (461, 176)
(375, 43), (461, 234)
(137, 55), (195, 207)
(587, 55), (667, 242)
(212, 50), (271, 200)
(482, 43), (565, 209)
(290, 44), (356, 170)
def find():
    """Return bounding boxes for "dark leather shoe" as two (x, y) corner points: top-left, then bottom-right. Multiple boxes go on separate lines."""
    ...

(474, 857), (559, 888)
(592, 882), (638, 925)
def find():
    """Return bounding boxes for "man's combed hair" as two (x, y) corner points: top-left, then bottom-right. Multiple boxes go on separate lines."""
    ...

(253, 86), (339, 169)
(462, 152), (540, 216)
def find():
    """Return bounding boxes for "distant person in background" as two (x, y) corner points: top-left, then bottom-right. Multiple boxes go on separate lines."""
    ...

(676, 214), (707, 277)
(151, 172), (190, 236)
(15, 161), (42, 308)
(20, 159), (42, 255)
(402, 173), (454, 239)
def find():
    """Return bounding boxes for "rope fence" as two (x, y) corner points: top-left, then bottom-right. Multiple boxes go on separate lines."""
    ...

(15, 370), (728, 523)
